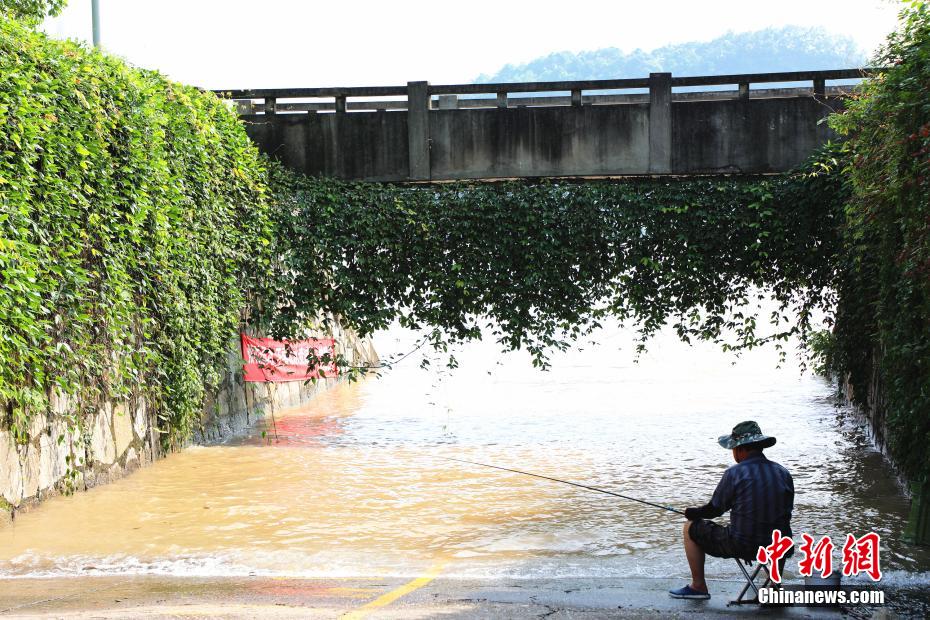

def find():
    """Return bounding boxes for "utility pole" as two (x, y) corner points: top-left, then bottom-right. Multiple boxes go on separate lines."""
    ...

(91, 0), (101, 48)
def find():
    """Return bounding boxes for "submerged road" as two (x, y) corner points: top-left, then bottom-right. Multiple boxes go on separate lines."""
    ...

(1, 324), (928, 617)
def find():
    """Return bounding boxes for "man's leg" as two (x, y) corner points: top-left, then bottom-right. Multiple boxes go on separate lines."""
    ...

(683, 521), (709, 593)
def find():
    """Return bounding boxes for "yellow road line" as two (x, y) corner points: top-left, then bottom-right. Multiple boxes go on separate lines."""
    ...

(341, 563), (446, 619)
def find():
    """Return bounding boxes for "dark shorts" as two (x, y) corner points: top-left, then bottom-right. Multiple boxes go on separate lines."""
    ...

(689, 519), (759, 562)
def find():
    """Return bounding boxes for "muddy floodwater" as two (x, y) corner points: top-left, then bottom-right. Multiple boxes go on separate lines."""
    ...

(1, 324), (928, 597)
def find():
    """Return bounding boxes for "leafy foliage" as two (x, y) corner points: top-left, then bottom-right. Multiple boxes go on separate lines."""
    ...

(477, 26), (865, 83)
(0, 16), (270, 445)
(3, 0), (918, 495)
(265, 159), (843, 370)
(0, 0), (66, 25)
(829, 1), (930, 482)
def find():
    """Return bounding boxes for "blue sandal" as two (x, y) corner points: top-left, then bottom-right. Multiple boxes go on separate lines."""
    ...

(669, 585), (711, 599)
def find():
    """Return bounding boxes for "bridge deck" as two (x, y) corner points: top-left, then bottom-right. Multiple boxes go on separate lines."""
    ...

(216, 69), (873, 181)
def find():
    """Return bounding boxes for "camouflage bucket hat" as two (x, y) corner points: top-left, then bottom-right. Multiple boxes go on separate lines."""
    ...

(718, 420), (777, 450)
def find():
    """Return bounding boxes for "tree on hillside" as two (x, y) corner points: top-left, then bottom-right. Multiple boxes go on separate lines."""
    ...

(0, 0), (66, 24)
(477, 26), (866, 82)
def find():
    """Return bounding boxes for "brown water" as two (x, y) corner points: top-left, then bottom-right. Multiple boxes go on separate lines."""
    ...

(1, 323), (928, 591)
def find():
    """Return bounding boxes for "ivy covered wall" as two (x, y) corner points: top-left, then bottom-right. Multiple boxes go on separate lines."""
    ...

(828, 1), (930, 487)
(0, 15), (272, 449)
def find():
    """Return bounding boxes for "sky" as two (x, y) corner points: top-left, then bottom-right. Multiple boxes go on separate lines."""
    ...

(42, 0), (902, 89)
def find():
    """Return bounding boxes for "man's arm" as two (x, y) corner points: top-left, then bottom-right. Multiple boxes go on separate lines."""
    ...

(685, 468), (734, 520)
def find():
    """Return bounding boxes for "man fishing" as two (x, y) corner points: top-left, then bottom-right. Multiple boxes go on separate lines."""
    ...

(669, 421), (794, 600)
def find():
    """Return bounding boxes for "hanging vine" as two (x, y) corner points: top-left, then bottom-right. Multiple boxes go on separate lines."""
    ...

(264, 152), (845, 370)
(827, 0), (930, 482)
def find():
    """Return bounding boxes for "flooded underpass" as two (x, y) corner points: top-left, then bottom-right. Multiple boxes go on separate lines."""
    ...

(1, 325), (928, 617)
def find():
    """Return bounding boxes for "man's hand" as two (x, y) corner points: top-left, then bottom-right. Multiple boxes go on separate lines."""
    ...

(684, 507), (703, 521)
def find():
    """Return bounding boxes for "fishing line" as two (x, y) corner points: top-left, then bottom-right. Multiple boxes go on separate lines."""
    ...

(443, 457), (758, 584)
(441, 457), (684, 516)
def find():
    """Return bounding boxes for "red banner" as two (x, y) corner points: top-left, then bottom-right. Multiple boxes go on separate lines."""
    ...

(241, 334), (337, 383)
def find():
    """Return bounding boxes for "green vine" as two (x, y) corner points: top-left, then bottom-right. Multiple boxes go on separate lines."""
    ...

(0, 16), (271, 448)
(3, 0), (926, 495)
(828, 0), (930, 482)
(0, 0), (66, 25)
(264, 154), (845, 370)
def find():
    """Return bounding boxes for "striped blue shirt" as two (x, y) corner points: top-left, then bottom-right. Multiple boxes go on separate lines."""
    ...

(700, 452), (794, 547)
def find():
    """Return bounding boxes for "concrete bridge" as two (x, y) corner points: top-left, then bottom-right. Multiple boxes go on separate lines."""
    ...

(218, 69), (870, 182)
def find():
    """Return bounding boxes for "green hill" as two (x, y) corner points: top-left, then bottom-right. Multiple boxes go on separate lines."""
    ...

(476, 26), (866, 82)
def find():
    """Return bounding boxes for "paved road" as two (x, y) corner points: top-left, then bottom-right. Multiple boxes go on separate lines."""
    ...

(0, 575), (874, 619)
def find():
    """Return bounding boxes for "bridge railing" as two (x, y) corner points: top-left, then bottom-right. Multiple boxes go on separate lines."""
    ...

(216, 68), (877, 115)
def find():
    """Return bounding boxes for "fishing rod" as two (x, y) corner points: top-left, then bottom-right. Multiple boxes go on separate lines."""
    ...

(444, 457), (759, 593)
(442, 457), (685, 516)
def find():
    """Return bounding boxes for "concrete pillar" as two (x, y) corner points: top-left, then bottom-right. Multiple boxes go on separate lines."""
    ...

(496, 92), (507, 108)
(813, 78), (826, 97)
(571, 89), (582, 107)
(407, 81), (431, 181)
(263, 96), (277, 116)
(738, 82), (750, 101)
(648, 73), (672, 174)
(330, 96), (345, 177)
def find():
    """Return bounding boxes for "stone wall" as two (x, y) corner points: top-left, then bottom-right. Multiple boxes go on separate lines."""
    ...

(0, 324), (377, 520)
(841, 358), (930, 545)
(0, 394), (158, 519)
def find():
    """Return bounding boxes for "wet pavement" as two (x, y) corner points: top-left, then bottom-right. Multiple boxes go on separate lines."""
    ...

(0, 575), (866, 619)
(1, 324), (927, 617)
